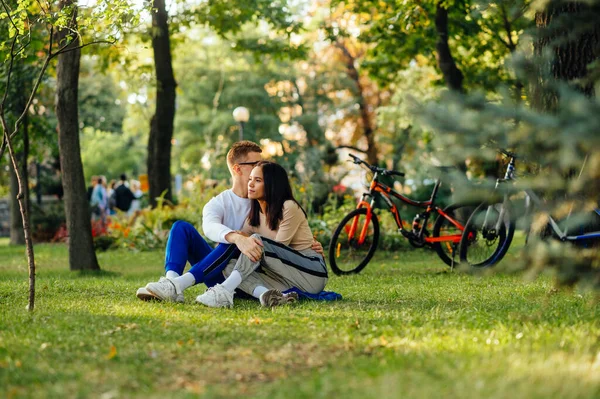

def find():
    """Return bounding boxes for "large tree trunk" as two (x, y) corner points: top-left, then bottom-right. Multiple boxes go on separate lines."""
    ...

(147, 0), (176, 207)
(435, 2), (464, 92)
(533, 1), (600, 110)
(55, 0), (100, 271)
(9, 113), (28, 245)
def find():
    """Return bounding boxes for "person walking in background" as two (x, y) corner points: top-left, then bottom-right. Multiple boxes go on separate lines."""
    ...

(128, 180), (144, 217)
(107, 179), (117, 215)
(87, 175), (98, 203)
(90, 176), (108, 223)
(114, 174), (135, 213)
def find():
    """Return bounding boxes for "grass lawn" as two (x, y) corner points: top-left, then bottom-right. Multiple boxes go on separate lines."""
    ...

(1, 236), (599, 398)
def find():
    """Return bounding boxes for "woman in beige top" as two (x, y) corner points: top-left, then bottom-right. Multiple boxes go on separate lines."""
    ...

(196, 161), (328, 308)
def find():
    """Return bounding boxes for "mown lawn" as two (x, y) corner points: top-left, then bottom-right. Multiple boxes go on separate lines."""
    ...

(1, 237), (599, 398)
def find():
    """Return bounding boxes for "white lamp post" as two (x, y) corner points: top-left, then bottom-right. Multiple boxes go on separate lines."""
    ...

(232, 106), (250, 141)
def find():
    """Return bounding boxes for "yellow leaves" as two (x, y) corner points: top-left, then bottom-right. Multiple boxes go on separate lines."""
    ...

(248, 316), (262, 325)
(106, 345), (117, 360)
(175, 377), (205, 395)
(101, 323), (138, 336)
(177, 339), (195, 347)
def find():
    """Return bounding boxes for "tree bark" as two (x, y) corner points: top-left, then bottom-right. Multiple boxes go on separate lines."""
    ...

(335, 42), (379, 165)
(533, 1), (600, 110)
(9, 112), (28, 245)
(148, 0), (176, 207)
(55, 0), (100, 271)
(435, 2), (464, 92)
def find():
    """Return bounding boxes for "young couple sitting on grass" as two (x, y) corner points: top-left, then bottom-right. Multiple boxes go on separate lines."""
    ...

(136, 141), (328, 308)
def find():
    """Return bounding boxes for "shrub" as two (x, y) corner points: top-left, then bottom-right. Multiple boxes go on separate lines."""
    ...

(30, 201), (66, 242)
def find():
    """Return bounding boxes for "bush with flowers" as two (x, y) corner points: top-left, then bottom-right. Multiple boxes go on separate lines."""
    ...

(104, 183), (228, 251)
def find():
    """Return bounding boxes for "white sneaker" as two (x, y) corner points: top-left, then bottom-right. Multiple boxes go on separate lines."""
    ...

(144, 277), (184, 303)
(136, 286), (155, 301)
(195, 284), (234, 308)
(259, 289), (299, 307)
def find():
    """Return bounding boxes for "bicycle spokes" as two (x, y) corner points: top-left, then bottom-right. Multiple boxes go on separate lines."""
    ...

(329, 208), (380, 275)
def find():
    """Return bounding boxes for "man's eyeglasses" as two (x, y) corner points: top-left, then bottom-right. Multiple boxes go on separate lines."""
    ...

(237, 161), (259, 166)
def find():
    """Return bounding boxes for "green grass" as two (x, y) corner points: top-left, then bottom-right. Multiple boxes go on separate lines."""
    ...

(1, 237), (599, 398)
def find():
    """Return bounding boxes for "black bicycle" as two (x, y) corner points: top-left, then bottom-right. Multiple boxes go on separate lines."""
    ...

(459, 150), (600, 267)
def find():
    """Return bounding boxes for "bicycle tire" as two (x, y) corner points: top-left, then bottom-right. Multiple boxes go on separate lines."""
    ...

(459, 201), (515, 267)
(328, 208), (380, 275)
(432, 203), (475, 267)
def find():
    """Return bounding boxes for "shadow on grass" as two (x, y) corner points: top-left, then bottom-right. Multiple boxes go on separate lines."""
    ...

(76, 269), (122, 279)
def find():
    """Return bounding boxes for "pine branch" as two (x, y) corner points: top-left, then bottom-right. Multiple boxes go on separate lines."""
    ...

(337, 145), (367, 154)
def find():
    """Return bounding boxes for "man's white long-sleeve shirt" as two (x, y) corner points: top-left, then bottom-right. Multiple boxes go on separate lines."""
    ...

(202, 189), (252, 243)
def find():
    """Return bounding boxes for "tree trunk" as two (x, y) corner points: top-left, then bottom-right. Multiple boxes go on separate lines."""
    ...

(9, 113), (28, 245)
(335, 42), (379, 165)
(55, 0), (100, 271)
(435, 2), (464, 92)
(148, 0), (176, 207)
(533, 1), (600, 110)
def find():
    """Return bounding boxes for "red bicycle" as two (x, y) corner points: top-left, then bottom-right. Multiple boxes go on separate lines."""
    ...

(328, 154), (474, 275)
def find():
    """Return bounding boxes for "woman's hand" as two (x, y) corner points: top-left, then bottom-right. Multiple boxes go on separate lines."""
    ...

(227, 232), (264, 262)
(311, 239), (324, 257)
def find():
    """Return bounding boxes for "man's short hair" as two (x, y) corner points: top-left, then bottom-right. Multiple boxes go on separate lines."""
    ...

(226, 141), (262, 166)
(120, 174), (127, 181)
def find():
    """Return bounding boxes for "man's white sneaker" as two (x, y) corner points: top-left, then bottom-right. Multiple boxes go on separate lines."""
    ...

(260, 289), (299, 307)
(144, 277), (184, 303)
(136, 286), (155, 301)
(195, 284), (234, 308)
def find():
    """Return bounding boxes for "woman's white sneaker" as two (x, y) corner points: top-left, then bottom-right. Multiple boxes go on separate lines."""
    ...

(195, 284), (234, 308)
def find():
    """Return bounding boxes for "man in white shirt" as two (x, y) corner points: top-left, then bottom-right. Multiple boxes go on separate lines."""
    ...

(136, 141), (323, 303)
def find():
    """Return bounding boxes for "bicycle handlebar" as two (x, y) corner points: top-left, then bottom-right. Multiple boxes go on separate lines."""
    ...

(348, 154), (405, 177)
(498, 148), (517, 159)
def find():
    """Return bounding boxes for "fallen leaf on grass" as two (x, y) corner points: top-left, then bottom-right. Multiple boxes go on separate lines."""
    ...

(248, 317), (261, 325)
(106, 345), (117, 360)
(101, 323), (139, 336)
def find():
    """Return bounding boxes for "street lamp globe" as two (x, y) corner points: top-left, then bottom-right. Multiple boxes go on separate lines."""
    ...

(233, 107), (250, 123)
(233, 107), (250, 141)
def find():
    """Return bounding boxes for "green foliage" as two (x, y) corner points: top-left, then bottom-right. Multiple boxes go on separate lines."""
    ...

(332, 0), (533, 90)
(78, 57), (127, 133)
(80, 127), (145, 181)
(409, 0), (600, 289)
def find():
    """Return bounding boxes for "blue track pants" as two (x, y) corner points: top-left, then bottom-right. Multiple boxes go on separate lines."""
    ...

(164, 221), (240, 287)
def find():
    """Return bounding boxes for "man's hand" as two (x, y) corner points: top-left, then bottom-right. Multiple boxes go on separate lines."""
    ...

(226, 232), (264, 262)
(311, 239), (324, 257)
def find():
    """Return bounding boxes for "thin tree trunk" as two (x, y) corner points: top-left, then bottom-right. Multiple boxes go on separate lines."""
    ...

(9, 113), (28, 245)
(435, 2), (464, 92)
(55, 0), (99, 271)
(148, 0), (176, 207)
(335, 42), (379, 165)
(3, 131), (36, 310)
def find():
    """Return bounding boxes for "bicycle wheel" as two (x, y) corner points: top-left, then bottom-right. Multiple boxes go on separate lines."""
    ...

(328, 208), (380, 275)
(459, 202), (515, 267)
(432, 203), (475, 267)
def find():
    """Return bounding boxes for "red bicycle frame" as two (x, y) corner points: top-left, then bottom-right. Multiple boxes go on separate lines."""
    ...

(351, 178), (465, 246)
